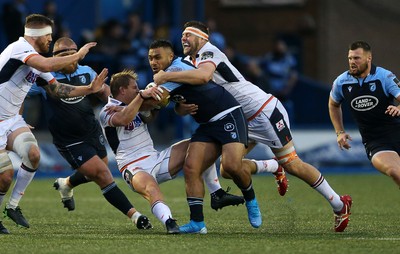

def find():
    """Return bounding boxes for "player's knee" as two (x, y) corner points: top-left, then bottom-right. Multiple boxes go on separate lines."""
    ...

(0, 152), (14, 191)
(13, 132), (40, 169)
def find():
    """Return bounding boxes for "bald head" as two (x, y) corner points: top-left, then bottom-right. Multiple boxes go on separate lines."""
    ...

(53, 37), (77, 56)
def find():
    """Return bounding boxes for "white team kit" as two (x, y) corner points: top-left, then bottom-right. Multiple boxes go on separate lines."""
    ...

(185, 42), (291, 149)
(99, 97), (174, 188)
(0, 37), (55, 149)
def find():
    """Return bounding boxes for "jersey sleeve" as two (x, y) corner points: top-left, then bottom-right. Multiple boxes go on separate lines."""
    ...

(383, 72), (400, 98)
(197, 48), (221, 68)
(330, 77), (344, 103)
(12, 40), (38, 63)
(99, 107), (114, 128)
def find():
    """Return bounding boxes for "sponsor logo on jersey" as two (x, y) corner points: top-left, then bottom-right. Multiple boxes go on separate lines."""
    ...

(61, 96), (85, 104)
(224, 122), (235, 131)
(167, 66), (183, 72)
(275, 119), (285, 132)
(201, 51), (214, 60)
(351, 95), (379, 111)
(347, 86), (353, 92)
(369, 83), (376, 92)
(25, 71), (39, 83)
(125, 115), (142, 131)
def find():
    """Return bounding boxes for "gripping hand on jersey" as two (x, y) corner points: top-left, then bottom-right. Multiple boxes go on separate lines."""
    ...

(153, 70), (167, 85)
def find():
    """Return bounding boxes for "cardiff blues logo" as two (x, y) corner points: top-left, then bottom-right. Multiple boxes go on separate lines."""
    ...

(369, 83), (376, 92)
(99, 134), (105, 145)
(230, 132), (237, 139)
(79, 75), (87, 84)
(224, 123), (235, 132)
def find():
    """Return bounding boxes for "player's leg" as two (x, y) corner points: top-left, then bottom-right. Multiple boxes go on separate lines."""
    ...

(0, 148), (13, 234)
(371, 151), (400, 187)
(5, 126), (40, 228)
(179, 141), (218, 234)
(272, 141), (351, 232)
(167, 139), (244, 210)
(128, 170), (179, 234)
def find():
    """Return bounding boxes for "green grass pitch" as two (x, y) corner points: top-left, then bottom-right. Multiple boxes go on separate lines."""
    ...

(1, 174), (399, 254)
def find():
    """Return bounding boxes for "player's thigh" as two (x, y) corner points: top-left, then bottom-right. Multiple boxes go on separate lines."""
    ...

(371, 151), (400, 175)
(169, 139), (190, 175)
(221, 142), (246, 171)
(185, 142), (219, 173)
(131, 171), (162, 199)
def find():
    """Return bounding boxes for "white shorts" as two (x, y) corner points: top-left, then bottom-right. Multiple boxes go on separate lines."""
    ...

(0, 115), (27, 150)
(121, 146), (174, 191)
(248, 97), (292, 149)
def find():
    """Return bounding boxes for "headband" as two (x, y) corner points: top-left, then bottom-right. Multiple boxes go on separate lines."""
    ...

(183, 27), (209, 41)
(24, 26), (52, 37)
(53, 48), (78, 56)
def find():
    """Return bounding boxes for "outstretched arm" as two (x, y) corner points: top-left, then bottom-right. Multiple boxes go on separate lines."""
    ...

(44, 68), (108, 98)
(25, 42), (97, 72)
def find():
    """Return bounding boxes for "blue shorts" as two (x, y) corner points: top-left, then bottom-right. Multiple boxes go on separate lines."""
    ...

(191, 107), (248, 146)
(55, 133), (107, 169)
(364, 140), (400, 160)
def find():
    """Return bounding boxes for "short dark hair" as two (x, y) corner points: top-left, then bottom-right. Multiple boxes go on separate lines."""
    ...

(25, 14), (53, 28)
(149, 39), (174, 51)
(349, 41), (371, 52)
(110, 69), (138, 97)
(183, 21), (209, 35)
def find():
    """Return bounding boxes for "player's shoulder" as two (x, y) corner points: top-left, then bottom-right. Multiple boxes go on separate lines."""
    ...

(334, 71), (354, 86)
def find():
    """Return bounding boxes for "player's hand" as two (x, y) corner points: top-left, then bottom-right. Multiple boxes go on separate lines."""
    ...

(140, 86), (163, 101)
(104, 105), (124, 114)
(337, 132), (352, 150)
(153, 70), (167, 85)
(89, 68), (108, 93)
(385, 105), (400, 117)
(176, 100), (198, 115)
(77, 42), (97, 60)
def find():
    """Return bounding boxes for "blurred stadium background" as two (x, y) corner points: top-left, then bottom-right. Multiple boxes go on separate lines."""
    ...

(2, 0), (400, 175)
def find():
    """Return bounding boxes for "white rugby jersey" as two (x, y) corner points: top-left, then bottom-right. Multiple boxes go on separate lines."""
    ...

(184, 42), (273, 120)
(99, 97), (157, 170)
(0, 37), (55, 120)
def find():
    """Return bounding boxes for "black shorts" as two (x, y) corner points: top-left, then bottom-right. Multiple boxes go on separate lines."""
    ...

(364, 140), (400, 160)
(55, 133), (107, 169)
(191, 107), (248, 146)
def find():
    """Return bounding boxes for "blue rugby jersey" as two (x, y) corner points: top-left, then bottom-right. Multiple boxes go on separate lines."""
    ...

(330, 65), (400, 143)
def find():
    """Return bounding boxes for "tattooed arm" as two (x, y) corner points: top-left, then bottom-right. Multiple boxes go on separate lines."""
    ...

(44, 68), (108, 98)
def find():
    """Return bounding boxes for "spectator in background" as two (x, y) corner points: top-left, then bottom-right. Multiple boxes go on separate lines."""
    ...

(245, 59), (270, 93)
(223, 43), (249, 77)
(207, 18), (225, 51)
(260, 38), (298, 121)
(2, 0), (29, 43)
(42, 0), (68, 44)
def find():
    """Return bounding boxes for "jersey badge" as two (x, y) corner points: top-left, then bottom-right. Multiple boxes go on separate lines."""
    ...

(201, 51), (214, 60)
(224, 123), (235, 132)
(275, 119), (285, 132)
(347, 86), (353, 93)
(79, 75), (87, 84)
(369, 83), (376, 92)
(393, 77), (400, 87)
(230, 132), (237, 139)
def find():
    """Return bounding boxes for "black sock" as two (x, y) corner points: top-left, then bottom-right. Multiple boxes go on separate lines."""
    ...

(187, 197), (204, 222)
(102, 182), (133, 215)
(69, 171), (90, 187)
(241, 181), (255, 201)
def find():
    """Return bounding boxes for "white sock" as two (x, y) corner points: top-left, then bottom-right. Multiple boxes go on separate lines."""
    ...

(203, 164), (222, 194)
(0, 191), (5, 207)
(252, 159), (279, 174)
(8, 165), (36, 209)
(151, 201), (172, 225)
(131, 211), (142, 224)
(312, 174), (342, 211)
